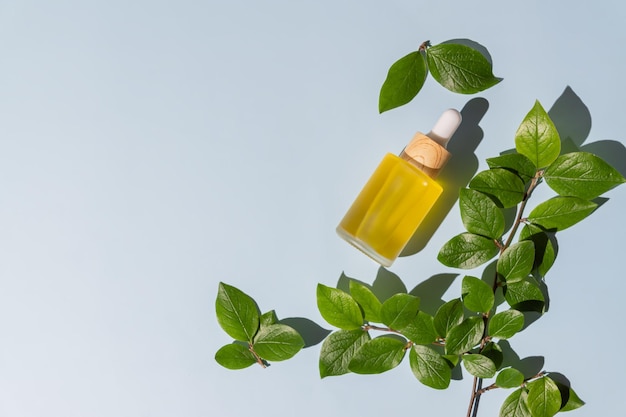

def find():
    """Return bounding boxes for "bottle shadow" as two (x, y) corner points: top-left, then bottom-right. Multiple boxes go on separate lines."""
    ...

(401, 97), (489, 256)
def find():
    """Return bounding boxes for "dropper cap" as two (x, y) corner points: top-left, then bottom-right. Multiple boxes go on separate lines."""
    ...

(400, 109), (462, 178)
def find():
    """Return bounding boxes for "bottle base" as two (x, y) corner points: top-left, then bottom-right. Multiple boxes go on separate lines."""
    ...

(336, 226), (394, 267)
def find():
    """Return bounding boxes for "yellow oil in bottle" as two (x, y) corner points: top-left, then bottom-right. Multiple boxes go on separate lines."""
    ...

(337, 153), (443, 266)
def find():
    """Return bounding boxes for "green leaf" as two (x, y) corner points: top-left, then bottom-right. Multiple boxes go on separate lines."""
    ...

(349, 280), (382, 323)
(504, 277), (545, 311)
(379, 51), (428, 113)
(544, 151), (626, 199)
(260, 310), (278, 328)
(463, 353), (496, 378)
(496, 368), (525, 388)
(253, 324), (304, 362)
(445, 316), (484, 355)
(426, 43), (501, 94)
(409, 345), (452, 389)
(560, 386), (585, 411)
(459, 188), (505, 239)
(500, 388), (531, 417)
(487, 153), (537, 183)
(433, 298), (464, 337)
(527, 197), (597, 231)
(215, 282), (260, 342)
(469, 169), (526, 208)
(319, 329), (370, 378)
(520, 224), (557, 277)
(348, 335), (407, 374)
(438, 232), (499, 269)
(515, 100), (560, 168)
(380, 293), (420, 330)
(497, 241), (535, 283)
(214, 343), (257, 370)
(316, 284), (364, 330)
(400, 312), (438, 345)
(462, 276), (494, 313)
(489, 309), (524, 339)
(481, 341), (504, 369)
(527, 377), (562, 417)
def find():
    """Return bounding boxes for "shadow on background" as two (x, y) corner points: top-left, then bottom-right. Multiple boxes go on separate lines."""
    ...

(401, 97), (489, 256)
(280, 317), (331, 348)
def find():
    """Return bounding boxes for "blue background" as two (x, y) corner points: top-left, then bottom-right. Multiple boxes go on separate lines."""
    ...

(1, 1), (625, 416)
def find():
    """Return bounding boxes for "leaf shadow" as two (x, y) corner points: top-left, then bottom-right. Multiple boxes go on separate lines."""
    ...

(499, 340), (545, 379)
(401, 97), (489, 256)
(280, 317), (331, 348)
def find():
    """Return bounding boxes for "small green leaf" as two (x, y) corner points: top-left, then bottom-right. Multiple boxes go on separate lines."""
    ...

(260, 310), (278, 327)
(445, 316), (484, 355)
(560, 386), (585, 411)
(401, 311), (437, 345)
(527, 196), (597, 231)
(500, 388), (531, 417)
(438, 232), (499, 269)
(215, 282), (260, 342)
(487, 153), (537, 183)
(380, 293), (420, 330)
(497, 241), (535, 283)
(469, 168), (526, 208)
(409, 345), (452, 389)
(349, 280), (382, 323)
(462, 276), (494, 313)
(515, 101), (560, 168)
(379, 51), (428, 113)
(496, 368), (525, 388)
(459, 188), (505, 239)
(319, 329), (370, 378)
(504, 277), (545, 311)
(433, 298), (464, 337)
(489, 309), (524, 339)
(215, 343), (257, 370)
(253, 324), (304, 362)
(463, 353), (496, 378)
(544, 151), (626, 199)
(527, 377), (562, 417)
(316, 284), (364, 330)
(481, 341), (504, 369)
(348, 335), (407, 374)
(520, 224), (557, 277)
(426, 43), (501, 94)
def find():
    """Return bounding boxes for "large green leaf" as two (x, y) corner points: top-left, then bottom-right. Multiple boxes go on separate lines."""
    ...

(380, 293), (420, 330)
(497, 241), (535, 283)
(461, 276), (494, 313)
(515, 101), (560, 168)
(348, 335), (407, 374)
(496, 367), (525, 389)
(527, 377), (562, 417)
(520, 224), (557, 277)
(445, 316), (484, 355)
(319, 329), (370, 378)
(379, 51), (428, 113)
(215, 282), (260, 342)
(503, 277), (545, 311)
(463, 353), (496, 378)
(544, 151), (626, 199)
(527, 197), (597, 231)
(400, 311), (438, 345)
(438, 232), (499, 269)
(214, 343), (257, 370)
(469, 168), (526, 208)
(349, 280), (382, 323)
(487, 153), (537, 183)
(426, 43), (501, 94)
(488, 309), (524, 339)
(316, 284), (364, 330)
(253, 324), (304, 362)
(409, 345), (452, 389)
(500, 388), (531, 417)
(459, 188), (505, 239)
(433, 298), (464, 337)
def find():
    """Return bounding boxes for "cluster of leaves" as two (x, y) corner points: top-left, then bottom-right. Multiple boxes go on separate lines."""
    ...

(215, 282), (304, 369)
(315, 101), (624, 416)
(379, 39), (501, 113)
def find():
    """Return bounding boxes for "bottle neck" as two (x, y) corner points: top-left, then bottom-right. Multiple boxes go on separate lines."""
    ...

(399, 132), (451, 179)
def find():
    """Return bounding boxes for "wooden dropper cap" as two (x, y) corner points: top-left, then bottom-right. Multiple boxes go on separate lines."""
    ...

(399, 109), (462, 179)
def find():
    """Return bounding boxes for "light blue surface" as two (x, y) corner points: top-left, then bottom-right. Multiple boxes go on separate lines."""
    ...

(1, 1), (625, 416)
